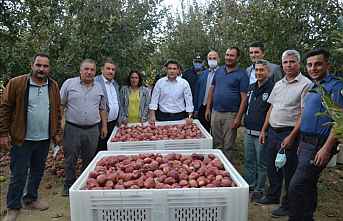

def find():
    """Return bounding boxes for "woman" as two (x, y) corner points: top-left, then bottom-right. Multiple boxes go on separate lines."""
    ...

(120, 70), (151, 123)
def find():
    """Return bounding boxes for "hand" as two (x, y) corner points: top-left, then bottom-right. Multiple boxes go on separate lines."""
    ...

(121, 119), (128, 126)
(314, 146), (331, 167)
(149, 112), (156, 125)
(259, 130), (266, 144)
(54, 134), (63, 146)
(281, 135), (294, 149)
(185, 117), (193, 125)
(0, 135), (11, 151)
(100, 126), (108, 139)
(230, 117), (241, 129)
(205, 109), (211, 121)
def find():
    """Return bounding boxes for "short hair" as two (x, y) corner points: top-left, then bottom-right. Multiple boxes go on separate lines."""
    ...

(101, 57), (116, 67)
(249, 42), (265, 52)
(281, 50), (301, 63)
(304, 48), (330, 62)
(32, 52), (49, 64)
(255, 59), (270, 71)
(164, 59), (181, 69)
(127, 70), (143, 87)
(228, 47), (241, 57)
(80, 59), (96, 69)
(207, 50), (219, 58)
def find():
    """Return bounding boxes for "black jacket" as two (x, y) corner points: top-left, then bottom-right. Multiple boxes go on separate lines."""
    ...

(244, 78), (274, 132)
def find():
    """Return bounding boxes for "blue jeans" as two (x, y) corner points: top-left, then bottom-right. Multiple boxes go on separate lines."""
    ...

(7, 139), (50, 209)
(288, 141), (330, 221)
(244, 132), (267, 192)
(266, 128), (298, 208)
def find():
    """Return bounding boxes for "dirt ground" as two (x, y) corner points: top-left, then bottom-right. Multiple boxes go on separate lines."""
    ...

(1, 131), (343, 221)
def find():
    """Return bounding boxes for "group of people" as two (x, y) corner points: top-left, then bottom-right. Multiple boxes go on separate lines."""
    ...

(0, 43), (342, 221)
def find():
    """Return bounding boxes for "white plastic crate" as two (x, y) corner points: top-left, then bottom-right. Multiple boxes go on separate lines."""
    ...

(107, 120), (213, 150)
(70, 149), (249, 221)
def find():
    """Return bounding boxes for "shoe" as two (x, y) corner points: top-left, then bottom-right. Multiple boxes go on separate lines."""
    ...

(23, 200), (49, 211)
(2, 209), (20, 221)
(255, 196), (279, 205)
(249, 191), (263, 202)
(271, 206), (289, 217)
(62, 187), (69, 197)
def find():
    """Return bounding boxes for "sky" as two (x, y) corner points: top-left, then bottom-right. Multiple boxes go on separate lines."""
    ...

(162, 0), (206, 13)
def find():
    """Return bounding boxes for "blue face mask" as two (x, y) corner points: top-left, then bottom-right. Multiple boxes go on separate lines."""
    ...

(275, 148), (287, 171)
(193, 63), (203, 71)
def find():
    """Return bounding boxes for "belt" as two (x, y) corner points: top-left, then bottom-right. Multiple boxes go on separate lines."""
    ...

(300, 133), (327, 147)
(66, 121), (98, 129)
(158, 110), (186, 117)
(271, 126), (294, 133)
(246, 129), (260, 136)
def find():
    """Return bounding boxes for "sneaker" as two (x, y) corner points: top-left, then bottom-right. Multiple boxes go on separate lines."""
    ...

(2, 209), (20, 221)
(23, 200), (49, 211)
(255, 196), (279, 205)
(271, 206), (289, 217)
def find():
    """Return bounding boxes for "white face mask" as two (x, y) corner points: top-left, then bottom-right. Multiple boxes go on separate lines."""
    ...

(275, 148), (287, 171)
(208, 60), (218, 69)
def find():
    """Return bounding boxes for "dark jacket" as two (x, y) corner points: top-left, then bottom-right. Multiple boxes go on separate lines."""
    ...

(244, 78), (274, 132)
(0, 74), (62, 145)
(182, 67), (204, 106)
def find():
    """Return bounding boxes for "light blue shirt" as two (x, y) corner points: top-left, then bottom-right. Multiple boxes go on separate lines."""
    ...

(25, 78), (50, 140)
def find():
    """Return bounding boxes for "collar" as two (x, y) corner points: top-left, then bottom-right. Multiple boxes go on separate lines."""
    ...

(102, 75), (114, 84)
(29, 76), (48, 86)
(318, 73), (332, 84)
(209, 67), (219, 73)
(224, 65), (239, 74)
(79, 77), (94, 86)
(282, 72), (302, 84)
(166, 76), (180, 82)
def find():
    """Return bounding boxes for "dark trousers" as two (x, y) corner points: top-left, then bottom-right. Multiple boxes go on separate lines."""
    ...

(156, 110), (187, 121)
(288, 140), (331, 221)
(7, 139), (50, 209)
(265, 127), (298, 209)
(63, 123), (99, 188)
(97, 120), (117, 152)
(198, 104), (211, 132)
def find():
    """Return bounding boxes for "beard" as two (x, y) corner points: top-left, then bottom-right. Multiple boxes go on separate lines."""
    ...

(33, 71), (48, 80)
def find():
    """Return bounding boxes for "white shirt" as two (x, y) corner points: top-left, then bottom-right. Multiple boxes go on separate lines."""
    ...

(203, 67), (217, 105)
(102, 75), (119, 122)
(268, 73), (312, 127)
(149, 76), (194, 113)
(249, 68), (257, 85)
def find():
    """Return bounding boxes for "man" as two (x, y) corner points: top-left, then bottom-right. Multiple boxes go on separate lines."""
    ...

(95, 58), (120, 151)
(182, 54), (205, 105)
(60, 59), (107, 196)
(0, 53), (62, 221)
(149, 59), (193, 123)
(205, 47), (249, 162)
(288, 49), (343, 221)
(247, 42), (283, 85)
(243, 59), (274, 201)
(257, 50), (312, 218)
(194, 50), (220, 132)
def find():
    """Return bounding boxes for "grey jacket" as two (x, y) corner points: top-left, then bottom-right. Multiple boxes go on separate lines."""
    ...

(246, 62), (283, 84)
(95, 74), (121, 122)
(120, 85), (151, 122)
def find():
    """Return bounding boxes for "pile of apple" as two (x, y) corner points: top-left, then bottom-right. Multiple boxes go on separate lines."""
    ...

(111, 123), (204, 142)
(85, 153), (236, 190)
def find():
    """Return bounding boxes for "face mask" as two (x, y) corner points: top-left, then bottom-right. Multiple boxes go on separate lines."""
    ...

(275, 148), (287, 171)
(208, 60), (218, 69)
(193, 62), (203, 71)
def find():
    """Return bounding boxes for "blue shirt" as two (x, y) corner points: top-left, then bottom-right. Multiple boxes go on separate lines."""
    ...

(300, 74), (343, 137)
(212, 66), (249, 112)
(25, 78), (50, 140)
